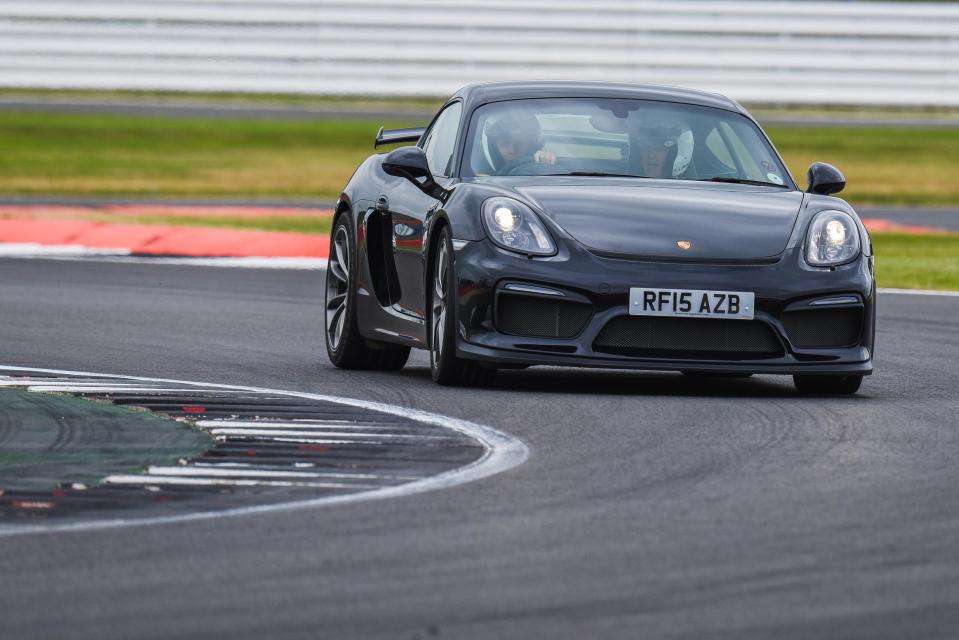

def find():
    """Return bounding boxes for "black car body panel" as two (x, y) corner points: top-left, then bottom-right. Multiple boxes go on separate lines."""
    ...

(334, 82), (875, 379)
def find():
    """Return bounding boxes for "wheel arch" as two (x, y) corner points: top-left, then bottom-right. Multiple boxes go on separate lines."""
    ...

(424, 212), (453, 349)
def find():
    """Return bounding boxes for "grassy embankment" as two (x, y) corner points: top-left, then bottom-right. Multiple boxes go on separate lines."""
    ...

(0, 108), (957, 288)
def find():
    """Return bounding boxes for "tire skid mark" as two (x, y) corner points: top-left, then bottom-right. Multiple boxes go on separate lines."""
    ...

(0, 366), (528, 535)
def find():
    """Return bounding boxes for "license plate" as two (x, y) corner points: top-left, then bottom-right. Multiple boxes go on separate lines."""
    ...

(628, 287), (755, 320)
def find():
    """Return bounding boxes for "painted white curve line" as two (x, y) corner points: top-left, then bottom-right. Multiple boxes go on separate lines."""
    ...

(0, 365), (529, 537)
(0, 246), (328, 270)
(146, 466), (402, 481)
(103, 475), (376, 490)
(204, 428), (451, 439)
(878, 287), (959, 298)
(194, 420), (416, 430)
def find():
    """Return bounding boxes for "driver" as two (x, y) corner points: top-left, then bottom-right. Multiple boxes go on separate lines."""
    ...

(635, 124), (681, 178)
(485, 111), (555, 175)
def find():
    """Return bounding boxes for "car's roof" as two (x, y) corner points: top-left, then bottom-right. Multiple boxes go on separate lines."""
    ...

(451, 81), (748, 116)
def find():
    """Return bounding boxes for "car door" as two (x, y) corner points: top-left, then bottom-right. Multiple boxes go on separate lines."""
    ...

(382, 101), (462, 322)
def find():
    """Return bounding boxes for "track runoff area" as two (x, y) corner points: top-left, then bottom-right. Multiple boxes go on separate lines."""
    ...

(0, 366), (527, 536)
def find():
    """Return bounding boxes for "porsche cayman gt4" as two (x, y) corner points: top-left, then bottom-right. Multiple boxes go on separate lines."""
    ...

(325, 82), (874, 393)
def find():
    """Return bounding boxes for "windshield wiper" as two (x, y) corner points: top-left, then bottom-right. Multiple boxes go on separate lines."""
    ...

(702, 176), (789, 188)
(547, 171), (647, 178)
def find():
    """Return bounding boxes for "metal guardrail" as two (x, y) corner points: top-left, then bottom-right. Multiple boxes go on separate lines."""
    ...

(0, 0), (957, 105)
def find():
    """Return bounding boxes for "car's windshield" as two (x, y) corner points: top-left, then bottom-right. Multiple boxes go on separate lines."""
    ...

(463, 97), (792, 188)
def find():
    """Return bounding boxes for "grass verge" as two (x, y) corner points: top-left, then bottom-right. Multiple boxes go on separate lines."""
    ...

(873, 232), (959, 291)
(1, 110), (957, 204)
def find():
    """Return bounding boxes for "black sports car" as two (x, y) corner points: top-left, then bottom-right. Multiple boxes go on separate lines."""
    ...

(325, 82), (874, 393)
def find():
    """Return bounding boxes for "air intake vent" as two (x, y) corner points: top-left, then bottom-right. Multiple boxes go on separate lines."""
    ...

(495, 293), (592, 339)
(782, 307), (862, 348)
(593, 316), (783, 359)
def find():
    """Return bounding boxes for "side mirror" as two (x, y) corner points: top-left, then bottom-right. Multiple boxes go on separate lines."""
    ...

(383, 146), (447, 199)
(807, 162), (845, 196)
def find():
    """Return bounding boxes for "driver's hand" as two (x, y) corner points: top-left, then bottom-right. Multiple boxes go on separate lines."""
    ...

(533, 149), (556, 165)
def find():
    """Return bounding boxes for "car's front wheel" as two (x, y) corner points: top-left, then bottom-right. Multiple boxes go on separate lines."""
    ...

(325, 214), (410, 370)
(793, 374), (863, 395)
(429, 227), (496, 386)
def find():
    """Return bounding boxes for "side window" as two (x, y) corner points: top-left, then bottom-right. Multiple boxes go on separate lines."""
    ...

(422, 102), (463, 177)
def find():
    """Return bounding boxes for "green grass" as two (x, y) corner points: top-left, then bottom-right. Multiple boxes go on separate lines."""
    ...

(0, 111), (420, 198)
(1, 110), (957, 204)
(873, 232), (959, 290)
(769, 126), (959, 206)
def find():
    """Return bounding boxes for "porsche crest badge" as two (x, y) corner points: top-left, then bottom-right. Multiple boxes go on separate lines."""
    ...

(676, 240), (691, 250)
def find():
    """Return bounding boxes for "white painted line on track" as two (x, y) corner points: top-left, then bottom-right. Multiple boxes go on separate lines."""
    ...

(878, 287), (959, 298)
(205, 428), (450, 439)
(0, 365), (529, 538)
(185, 462), (419, 480)
(24, 386), (226, 394)
(103, 474), (375, 490)
(0, 243), (131, 257)
(146, 466), (384, 481)
(194, 420), (412, 429)
(0, 247), (328, 270)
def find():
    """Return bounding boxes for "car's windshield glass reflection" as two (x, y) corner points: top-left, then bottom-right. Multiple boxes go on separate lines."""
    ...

(464, 97), (791, 188)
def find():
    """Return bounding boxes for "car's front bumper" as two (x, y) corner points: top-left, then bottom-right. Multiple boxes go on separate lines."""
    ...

(452, 239), (875, 376)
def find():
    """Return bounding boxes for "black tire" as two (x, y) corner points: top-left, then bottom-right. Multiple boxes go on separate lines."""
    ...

(429, 227), (496, 387)
(793, 374), (863, 395)
(325, 214), (410, 371)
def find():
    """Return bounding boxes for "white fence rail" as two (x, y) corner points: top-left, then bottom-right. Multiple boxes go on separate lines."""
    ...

(1, 0), (958, 105)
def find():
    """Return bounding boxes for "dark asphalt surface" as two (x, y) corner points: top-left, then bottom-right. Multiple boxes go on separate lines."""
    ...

(1, 258), (958, 639)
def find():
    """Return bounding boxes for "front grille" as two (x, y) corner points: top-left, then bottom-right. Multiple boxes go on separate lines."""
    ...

(781, 307), (862, 348)
(593, 316), (783, 360)
(495, 293), (592, 339)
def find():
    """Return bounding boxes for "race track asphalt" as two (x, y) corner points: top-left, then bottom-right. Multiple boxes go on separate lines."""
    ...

(1, 257), (958, 640)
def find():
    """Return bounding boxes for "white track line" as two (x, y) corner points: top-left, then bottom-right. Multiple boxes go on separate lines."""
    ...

(0, 247), (328, 270)
(878, 287), (959, 298)
(0, 243), (130, 257)
(103, 474), (374, 490)
(24, 386), (222, 394)
(204, 428), (450, 439)
(0, 365), (529, 537)
(153, 466), (407, 481)
(146, 466), (388, 481)
(194, 420), (414, 429)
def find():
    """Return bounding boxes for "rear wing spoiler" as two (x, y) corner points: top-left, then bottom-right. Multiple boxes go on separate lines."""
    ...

(374, 126), (426, 148)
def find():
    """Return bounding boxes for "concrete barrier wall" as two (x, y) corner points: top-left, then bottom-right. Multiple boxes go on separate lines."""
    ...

(1, 0), (957, 105)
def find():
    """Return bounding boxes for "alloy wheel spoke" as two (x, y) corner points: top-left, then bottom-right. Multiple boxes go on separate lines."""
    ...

(327, 292), (346, 311)
(326, 226), (351, 350)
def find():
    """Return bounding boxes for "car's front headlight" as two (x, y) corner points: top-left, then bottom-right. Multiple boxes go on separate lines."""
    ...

(482, 197), (556, 256)
(805, 210), (861, 266)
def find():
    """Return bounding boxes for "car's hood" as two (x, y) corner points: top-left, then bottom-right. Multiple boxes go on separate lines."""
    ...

(512, 180), (804, 261)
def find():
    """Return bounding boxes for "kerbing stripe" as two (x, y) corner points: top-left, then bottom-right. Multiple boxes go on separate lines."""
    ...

(0, 365), (529, 537)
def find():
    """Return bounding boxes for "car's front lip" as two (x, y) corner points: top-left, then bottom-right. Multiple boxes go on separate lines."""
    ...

(452, 238), (875, 375)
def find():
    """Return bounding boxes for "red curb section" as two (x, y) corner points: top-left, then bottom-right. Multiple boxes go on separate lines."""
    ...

(861, 218), (954, 236)
(0, 215), (948, 260)
(0, 219), (329, 258)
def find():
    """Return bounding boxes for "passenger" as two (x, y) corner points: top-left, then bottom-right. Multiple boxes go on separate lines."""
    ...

(635, 125), (680, 178)
(485, 112), (555, 175)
